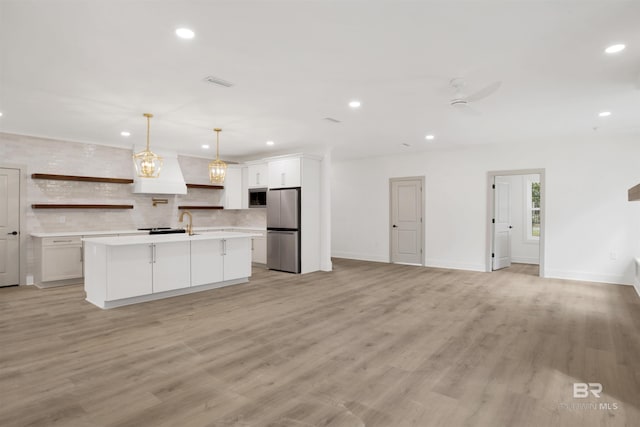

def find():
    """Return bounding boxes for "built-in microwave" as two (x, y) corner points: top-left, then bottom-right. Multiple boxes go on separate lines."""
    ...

(248, 188), (267, 208)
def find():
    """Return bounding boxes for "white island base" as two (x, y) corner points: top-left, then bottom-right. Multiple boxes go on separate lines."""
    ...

(83, 232), (259, 309)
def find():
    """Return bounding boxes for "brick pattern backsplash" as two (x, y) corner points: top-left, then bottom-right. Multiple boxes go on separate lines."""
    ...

(0, 132), (266, 281)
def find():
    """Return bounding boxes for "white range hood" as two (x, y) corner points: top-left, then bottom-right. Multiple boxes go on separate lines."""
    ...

(132, 149), (187, 195)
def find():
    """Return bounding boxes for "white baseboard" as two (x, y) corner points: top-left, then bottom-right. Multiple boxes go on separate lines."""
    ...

(511, 256), (539, 265)
(544, 269), (631, 286)
(331, 251), (388, 263)
(425, 258), (486, 272)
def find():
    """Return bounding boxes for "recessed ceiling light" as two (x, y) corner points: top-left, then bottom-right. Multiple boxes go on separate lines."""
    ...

(176, 28), (195, 39)
(604, 44), (625, 54)
(349, 100), (361, 108)
(120, 131), (130, 137)
(266, 141), (275, 146)
(425, 134), (435, 140)
(598, 111), (611, 117)
(201, 144), (210, 149)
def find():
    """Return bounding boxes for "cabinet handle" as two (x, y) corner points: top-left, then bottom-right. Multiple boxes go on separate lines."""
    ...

(251, 239), (254, 251)
(153, 244), (157, 263)
(256, 172), (260, 185)
(149, 244), (154, 264)
(80, 247), (83, 262)
(53, 239), (73, 243)
(222, 239), (227, 256)
(281, 172), (285, 186)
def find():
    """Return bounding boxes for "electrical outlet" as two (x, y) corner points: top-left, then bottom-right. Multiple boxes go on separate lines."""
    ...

(609, 252), (617, 261)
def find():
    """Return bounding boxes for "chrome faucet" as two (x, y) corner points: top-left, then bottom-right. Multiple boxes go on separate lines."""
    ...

(179, 210), (194, 235)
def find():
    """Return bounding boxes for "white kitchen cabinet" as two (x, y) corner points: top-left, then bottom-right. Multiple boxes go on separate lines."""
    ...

(105, 244), (153, 300)
(191, 239), (224, 286)
(223, 238), (252, 280)
(104, 241), (190, 299)
(247, 162), (268, 188)
(224, 166), (245, 209)
(39, 236), (83, 283)
(268, 157), (301, 189)
(152, 241), (191, 292)
(35, 236), (83, 287)
(251, 233), (267, 264)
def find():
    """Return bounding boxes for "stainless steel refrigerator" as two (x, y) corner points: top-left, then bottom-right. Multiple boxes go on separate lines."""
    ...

(267, 188), (300, 273)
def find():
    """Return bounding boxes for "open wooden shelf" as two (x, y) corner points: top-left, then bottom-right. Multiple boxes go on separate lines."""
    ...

(32, 204), (134, 209)
(177, 205), (224, 210)
(186, 183), (224, 190)
(629, 183), (640, 201)
(32, 173), (134, 184)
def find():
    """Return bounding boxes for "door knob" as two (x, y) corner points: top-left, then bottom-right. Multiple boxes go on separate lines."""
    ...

(508, 226), (513, 229)
(392, 225), (398, 228)
(7, 231), (18, 235)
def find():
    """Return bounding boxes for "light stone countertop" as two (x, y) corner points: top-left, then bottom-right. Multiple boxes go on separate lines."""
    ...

(31, 226), (266, 238)
(82, 231), (262, 246)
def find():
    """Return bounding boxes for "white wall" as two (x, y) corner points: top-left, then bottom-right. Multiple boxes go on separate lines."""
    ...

(332, 139), (640, 285)
(496, 174), (540, 265)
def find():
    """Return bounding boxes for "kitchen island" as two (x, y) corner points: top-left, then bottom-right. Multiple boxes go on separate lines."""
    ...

(83, 231), (260, 309)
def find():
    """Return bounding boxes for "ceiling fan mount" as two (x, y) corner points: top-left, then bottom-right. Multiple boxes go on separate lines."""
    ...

(448, 78), (501, 112)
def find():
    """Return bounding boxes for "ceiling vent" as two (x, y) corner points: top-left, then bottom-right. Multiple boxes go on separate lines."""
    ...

(203, 76), (234, 87)
(323, 117), (341, 123)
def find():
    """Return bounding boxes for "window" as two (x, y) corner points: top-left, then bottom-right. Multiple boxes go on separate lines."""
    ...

(525, 180), (540, 240)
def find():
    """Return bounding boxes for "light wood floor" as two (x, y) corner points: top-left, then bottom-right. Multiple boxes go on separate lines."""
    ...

(1, 259), (639, 427)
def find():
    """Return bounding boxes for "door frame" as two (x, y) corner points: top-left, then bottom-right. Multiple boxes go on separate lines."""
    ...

(389, 176), (425, 266)
(0, 163), (27, 286)
(486, 169), (545, 277)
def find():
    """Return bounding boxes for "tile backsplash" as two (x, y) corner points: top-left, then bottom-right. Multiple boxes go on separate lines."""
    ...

(0, 132), (265, 282)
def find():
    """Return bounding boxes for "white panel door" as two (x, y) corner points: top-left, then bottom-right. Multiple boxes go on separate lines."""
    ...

(106, 245), (153, 301)
(0, 168), (20, 287)
(191, 239), (224, 286)
(153, 241), (191, 292)
(223, 238), (251, 280)
(493, 178), (512, 270)
(390, 178), (423, 265)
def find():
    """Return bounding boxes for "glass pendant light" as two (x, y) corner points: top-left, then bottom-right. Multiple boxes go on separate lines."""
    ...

(208, 128), (227, 184)
(133, 113), (163, 178)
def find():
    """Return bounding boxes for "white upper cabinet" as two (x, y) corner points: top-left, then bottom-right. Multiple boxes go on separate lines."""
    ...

(224, 166), (245, 209)
(247, 163), (268, 188)
(268, 157), (301, 189)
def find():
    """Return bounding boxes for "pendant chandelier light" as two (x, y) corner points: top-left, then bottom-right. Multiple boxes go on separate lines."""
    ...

(208, 128), (227, 184)
(133, 113), (163, 178)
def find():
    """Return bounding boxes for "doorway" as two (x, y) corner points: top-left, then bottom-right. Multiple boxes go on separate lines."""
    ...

(0, 167), (20, 287)
(486, 169), (545, 277)
(389, 177), (424, 265)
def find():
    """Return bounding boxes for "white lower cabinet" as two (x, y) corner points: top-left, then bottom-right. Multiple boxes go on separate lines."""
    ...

(251, 235), (267, 264)
(42, 245), (83, 281)
(40, 237), (83, 282)
(153, 241), (191, 292)
(191, 239), (224, 286)
(223, 238), (252, 280)
(105, 241), (190, 300)
(106, 244), (153, 300)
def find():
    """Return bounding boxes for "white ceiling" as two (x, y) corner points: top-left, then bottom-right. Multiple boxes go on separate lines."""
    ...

(1, 0), (639, 161)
